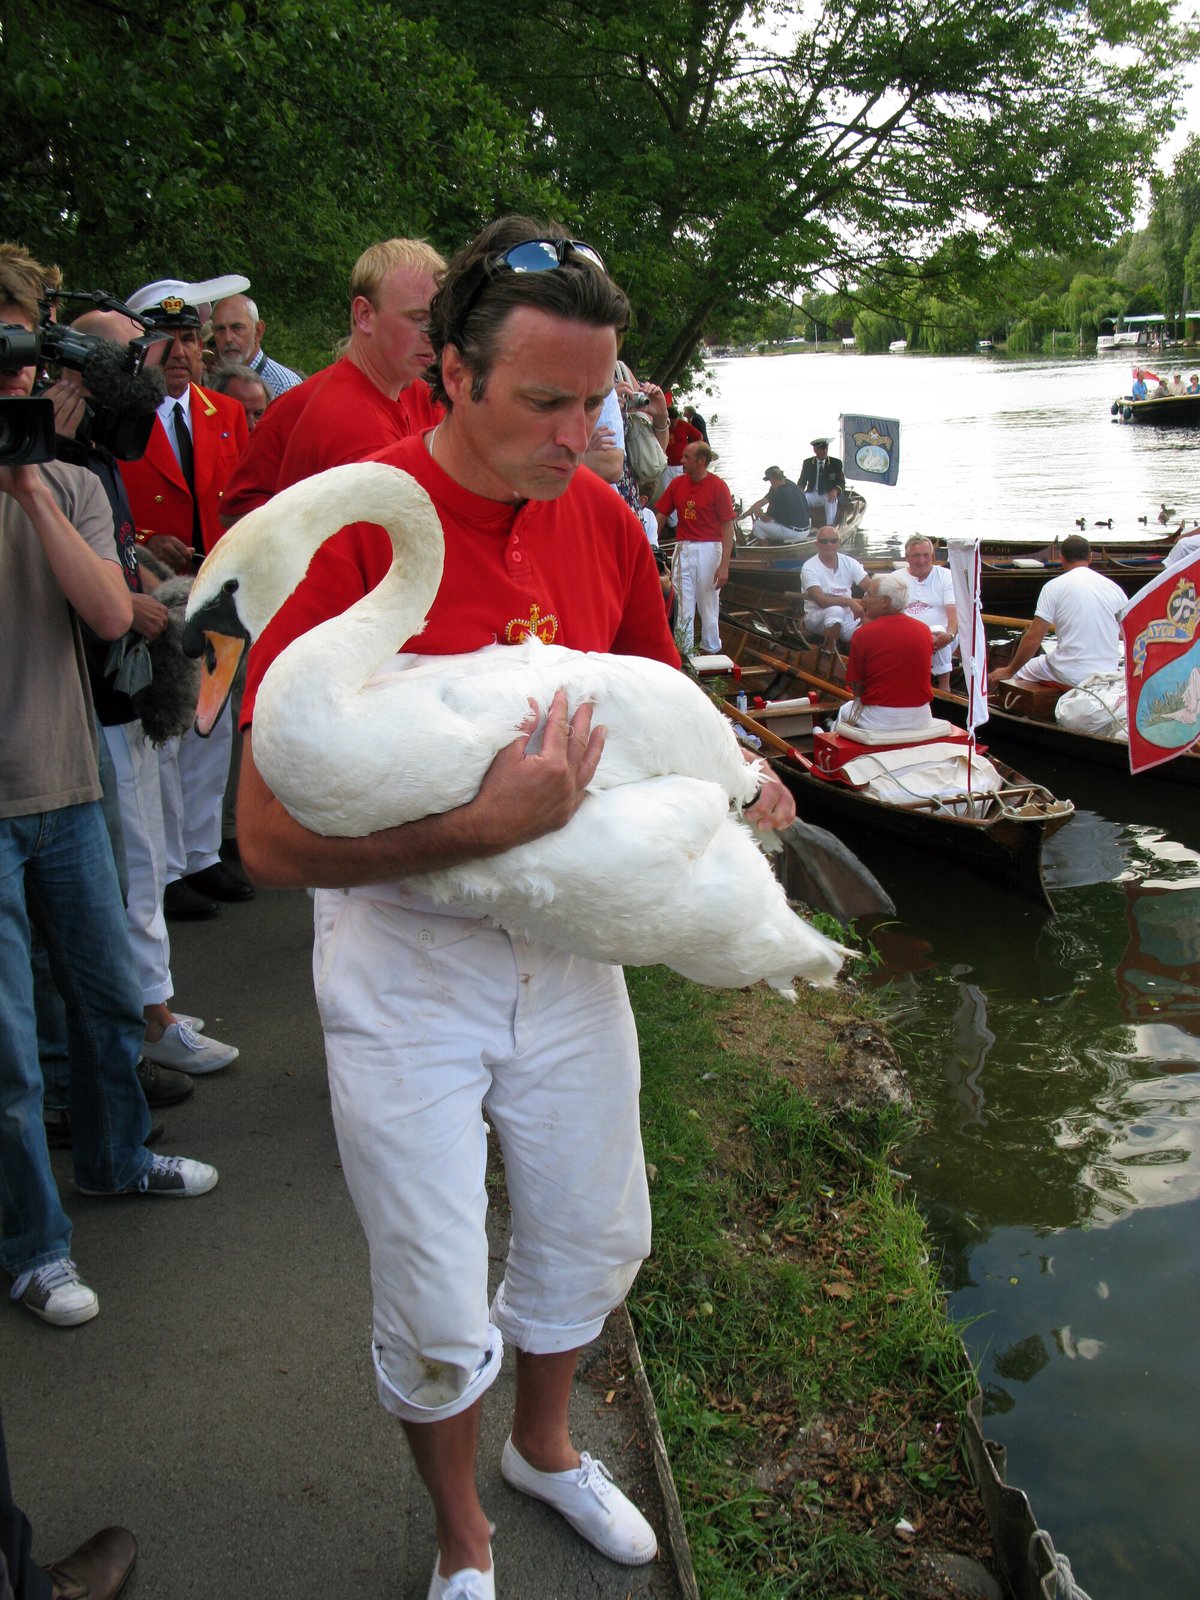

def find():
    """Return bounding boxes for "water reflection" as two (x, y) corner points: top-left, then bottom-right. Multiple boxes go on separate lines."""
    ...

(860, 778), (1200, 1598)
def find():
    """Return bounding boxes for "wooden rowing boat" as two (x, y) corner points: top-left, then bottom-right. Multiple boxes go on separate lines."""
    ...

(715, 618), (1075, 909)
(726, 548), (1165, 616)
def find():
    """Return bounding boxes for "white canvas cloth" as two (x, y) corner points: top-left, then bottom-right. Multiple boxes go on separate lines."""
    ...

(840, 744), (1004, 806)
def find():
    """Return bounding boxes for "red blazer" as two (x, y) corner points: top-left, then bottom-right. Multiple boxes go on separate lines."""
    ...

(120, 384), (249, 555)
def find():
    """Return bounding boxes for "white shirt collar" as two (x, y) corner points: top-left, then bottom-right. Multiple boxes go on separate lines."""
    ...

(158, 383), (192, 430)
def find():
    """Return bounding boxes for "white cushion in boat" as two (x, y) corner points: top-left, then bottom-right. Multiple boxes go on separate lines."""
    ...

(1011, 558), (1045, 568)
(835, 717), (956, 745)
(691, 653), (736, 672)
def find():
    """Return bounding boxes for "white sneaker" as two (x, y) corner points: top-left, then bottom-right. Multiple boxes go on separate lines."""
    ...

(77, 1154), (218, 1198)
(427, 1550), (494, 1600)
(501, 1437), (657, 1565)
(172, 1013), (205, 1032)
(142, 1020), (237, 1075)
(11, 1258), (99, 1326)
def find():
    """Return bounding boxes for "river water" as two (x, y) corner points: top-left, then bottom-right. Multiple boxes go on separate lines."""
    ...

(701, 352), (1200, 1599)
(699, 348), (1200, 547)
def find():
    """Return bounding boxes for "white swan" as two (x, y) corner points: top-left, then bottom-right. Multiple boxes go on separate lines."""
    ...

(184, 461), (848, 992)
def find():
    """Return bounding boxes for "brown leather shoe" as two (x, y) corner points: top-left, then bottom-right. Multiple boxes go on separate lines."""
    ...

(43, 1525), (137, 1600)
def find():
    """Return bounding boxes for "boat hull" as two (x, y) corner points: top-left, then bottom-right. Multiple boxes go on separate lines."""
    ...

(1111, 393), (1200, 425)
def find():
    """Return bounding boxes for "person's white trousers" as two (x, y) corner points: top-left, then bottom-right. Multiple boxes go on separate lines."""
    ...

(674, 539), (724, 654)
(313, 889), (650, 1425)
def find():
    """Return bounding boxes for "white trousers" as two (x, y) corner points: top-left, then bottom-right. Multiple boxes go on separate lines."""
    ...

(805, 604), (859, 645)
(159, 705), (233, 880)
(102, 722), (173, 1006)
(804, 490), (839, 525)
(752, 517), (806, 544)
(313, 889), (650, 1425)
(674, 539), (724, 654)
(835, 700), (933, 731)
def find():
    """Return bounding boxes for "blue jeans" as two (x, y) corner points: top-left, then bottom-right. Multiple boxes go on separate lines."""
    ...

(0, 801), (151, 1281)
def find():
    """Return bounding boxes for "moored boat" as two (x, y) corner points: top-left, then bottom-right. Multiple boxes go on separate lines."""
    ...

(715, 618), (1075, 909)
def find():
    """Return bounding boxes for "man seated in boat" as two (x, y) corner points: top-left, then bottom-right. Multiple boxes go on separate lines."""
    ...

(987, 534), (1125, 693)
(800, 526), (867, 650)
(1131, 371), (1148, 401)
(902, 534), (958, 689)
(834, 573), (934, 733)
(744, 465), (810, 543)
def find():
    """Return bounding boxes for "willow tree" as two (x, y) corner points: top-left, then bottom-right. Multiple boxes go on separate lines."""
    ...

(414, 0), (1193, 385)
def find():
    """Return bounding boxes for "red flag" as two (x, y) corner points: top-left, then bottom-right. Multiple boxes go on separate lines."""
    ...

(1121, 553), (1200, 773)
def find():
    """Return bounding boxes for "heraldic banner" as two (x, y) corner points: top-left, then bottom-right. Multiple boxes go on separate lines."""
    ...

(1120, 550), (1200, 774)
(840, 415), (901, 486)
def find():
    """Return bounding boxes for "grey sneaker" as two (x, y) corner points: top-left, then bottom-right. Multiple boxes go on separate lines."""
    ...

(12, 1258), (99, 1326)
(141, 1020), (238, 1076)
(77, 1154), (218, 1198)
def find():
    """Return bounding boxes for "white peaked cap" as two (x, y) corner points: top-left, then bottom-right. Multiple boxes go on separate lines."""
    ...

(126, 274), (251, 317)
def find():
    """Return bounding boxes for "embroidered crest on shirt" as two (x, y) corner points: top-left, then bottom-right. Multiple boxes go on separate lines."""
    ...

(505, 603), (559, 645)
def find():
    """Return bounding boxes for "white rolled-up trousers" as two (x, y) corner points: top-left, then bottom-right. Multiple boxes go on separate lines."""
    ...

(313, 888), (651, 1425)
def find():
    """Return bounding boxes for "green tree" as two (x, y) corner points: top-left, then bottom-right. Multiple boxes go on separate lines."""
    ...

(1150, 135), (1200, 323)
(1, 0), (561, 359)
(412, 0), (1194, 384)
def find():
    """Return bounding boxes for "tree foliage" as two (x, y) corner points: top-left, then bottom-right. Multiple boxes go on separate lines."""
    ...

(2, 0), (561, 362)
(1150, 134), (1200, 318)
(410, 0), (1194, 383)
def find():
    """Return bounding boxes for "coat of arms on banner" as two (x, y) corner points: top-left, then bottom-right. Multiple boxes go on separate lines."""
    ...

(840, 416), (900, 486)
(1121, 554), (1200, 773)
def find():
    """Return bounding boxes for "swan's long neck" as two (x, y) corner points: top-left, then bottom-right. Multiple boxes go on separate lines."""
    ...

(207, 461), (445, 691)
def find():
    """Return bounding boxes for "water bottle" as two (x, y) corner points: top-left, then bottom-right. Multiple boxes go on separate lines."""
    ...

(736, 689), (748, 712)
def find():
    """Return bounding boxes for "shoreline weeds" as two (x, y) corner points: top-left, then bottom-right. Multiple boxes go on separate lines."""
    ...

(628, 966), (1001, 1600)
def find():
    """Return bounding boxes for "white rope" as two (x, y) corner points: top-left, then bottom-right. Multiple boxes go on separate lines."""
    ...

(1029, 1531), (1096, 1600)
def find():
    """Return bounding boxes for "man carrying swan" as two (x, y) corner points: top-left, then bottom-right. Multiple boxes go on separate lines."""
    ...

(234, 217), (796, 1600)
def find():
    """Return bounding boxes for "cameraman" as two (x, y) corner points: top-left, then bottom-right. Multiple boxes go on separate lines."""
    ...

(46, 309), (240, 1082)
(0, 249), (217, 1330)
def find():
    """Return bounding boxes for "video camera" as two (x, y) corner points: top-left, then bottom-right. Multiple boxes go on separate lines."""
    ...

(0, 290), (168, 466)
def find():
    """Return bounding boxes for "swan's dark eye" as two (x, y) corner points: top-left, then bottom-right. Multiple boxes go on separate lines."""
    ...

(223, 578), (239, 595)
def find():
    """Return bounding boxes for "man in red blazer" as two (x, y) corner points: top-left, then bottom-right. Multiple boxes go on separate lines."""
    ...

(119, 286), (249, 573)
(119, 281), (253, 916)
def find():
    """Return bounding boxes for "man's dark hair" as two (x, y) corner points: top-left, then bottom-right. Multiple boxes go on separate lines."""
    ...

(426, 216), (629, 407)
(1061, 534), (1091, 563)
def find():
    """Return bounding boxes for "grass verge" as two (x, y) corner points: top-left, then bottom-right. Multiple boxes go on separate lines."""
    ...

(627, 967), (992, 1599)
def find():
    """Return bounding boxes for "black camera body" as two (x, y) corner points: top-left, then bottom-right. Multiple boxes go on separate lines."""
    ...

(0, 292), (167, 466)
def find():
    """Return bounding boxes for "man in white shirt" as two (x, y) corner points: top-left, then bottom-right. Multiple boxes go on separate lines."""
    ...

(988, 535), (1126, 690)
(903, 535), (958, 688)
(800, 527), (867, 648)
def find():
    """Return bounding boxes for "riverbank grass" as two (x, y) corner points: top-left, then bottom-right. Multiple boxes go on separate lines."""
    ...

(627, 967), (987, 1599)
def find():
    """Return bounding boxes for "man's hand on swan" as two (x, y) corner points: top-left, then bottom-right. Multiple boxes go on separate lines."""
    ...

(473, 688), (606, 849)
(744, 765), (796, 832)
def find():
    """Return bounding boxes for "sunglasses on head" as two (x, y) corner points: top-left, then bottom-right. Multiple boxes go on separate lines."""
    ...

(458, 238), (606, 326)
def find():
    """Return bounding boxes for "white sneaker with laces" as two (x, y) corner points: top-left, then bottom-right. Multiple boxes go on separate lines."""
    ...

(11, 1258), (99, 1326)
(76, 1154), (218, 1198)
(141, 1020), (237, 1075)
(427, 1549), (494, 1600)
(172, 1013), (205, 1032)
(501, 1436), (658, 1565)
